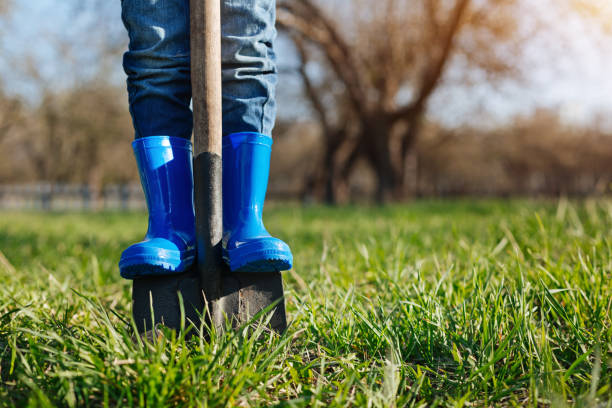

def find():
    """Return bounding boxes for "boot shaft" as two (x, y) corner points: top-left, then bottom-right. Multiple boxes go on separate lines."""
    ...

(222, 132), (272, 231)
(132, 136), (195, 238)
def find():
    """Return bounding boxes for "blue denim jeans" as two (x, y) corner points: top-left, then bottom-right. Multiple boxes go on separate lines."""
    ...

(121, 0), (277, 139)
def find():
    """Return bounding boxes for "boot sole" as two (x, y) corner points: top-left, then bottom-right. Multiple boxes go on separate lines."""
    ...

(232, 258), (292, 273)
(120, 251), (195, 279)
(224, 241), (293, 273)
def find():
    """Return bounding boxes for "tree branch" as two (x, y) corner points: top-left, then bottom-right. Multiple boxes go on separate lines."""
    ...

(292, 35), (331, 133)
(278, 0), (368, 117)
(391, 0), (472, 123)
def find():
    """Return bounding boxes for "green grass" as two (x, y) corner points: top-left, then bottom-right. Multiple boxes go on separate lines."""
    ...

(0, 200), (610, 407)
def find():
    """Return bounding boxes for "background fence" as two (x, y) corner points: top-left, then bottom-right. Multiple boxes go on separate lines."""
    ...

(0, 184), (145, 211)
(0, 183), (301, 211)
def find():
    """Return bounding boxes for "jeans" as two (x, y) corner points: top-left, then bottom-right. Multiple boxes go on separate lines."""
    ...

(121, 0), (277, 139)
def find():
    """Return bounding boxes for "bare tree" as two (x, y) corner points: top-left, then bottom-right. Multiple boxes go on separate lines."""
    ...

(278, 0), (521, 202)
(0, 0), (11, 16)
(17, 84), (131, 184)
(414, 110), (612, 197)
(0, 91), (22, 143)
(0, 0), (133, 200)
(567, 0), (612, 32)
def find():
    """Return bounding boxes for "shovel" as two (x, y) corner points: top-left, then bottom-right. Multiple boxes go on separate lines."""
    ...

(132, 0), (287, 336)
(191, 0), (287, 334)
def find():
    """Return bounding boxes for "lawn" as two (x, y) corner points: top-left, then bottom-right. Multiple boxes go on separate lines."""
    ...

(0, 200), (610, 407)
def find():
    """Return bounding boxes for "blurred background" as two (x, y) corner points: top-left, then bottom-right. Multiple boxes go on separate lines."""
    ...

(0, 0), (611, 209)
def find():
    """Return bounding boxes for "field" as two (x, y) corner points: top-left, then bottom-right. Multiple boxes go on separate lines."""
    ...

(0, 200), (610, 407)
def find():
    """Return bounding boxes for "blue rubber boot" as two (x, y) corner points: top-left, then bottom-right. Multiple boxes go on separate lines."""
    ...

(222, 132), (293, 272)
(120, 136), (196, 279)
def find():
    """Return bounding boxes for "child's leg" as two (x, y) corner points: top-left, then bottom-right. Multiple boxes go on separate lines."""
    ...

(220, 0), (291, 273)
(119, 0), (195, 281)
(221, 0), (277, 136)
(121, 0), (276, 139)
(121, 0), (192, 139)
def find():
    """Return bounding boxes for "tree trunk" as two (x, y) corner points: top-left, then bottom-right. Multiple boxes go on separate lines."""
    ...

(303, 129), (351, 205)
(362, 120), (399, 203)
(394, 115), (424, 200)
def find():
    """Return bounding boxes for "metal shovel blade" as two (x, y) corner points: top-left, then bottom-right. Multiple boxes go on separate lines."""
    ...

(132, 269), (203, 334)
(219, 271), (287, 333)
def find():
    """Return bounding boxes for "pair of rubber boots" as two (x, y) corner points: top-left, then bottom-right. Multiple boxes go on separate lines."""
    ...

(119, 132), (292, 279)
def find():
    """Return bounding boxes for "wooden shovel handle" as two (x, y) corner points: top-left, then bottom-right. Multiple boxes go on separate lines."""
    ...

(191, 0), (225, 328)
(190, 0), (222, 156)
(189, 0), (287, 334)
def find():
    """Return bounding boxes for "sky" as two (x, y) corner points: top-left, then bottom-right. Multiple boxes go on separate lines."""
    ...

(427, 0), (612, 129)
(1, 0), (612, 129)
